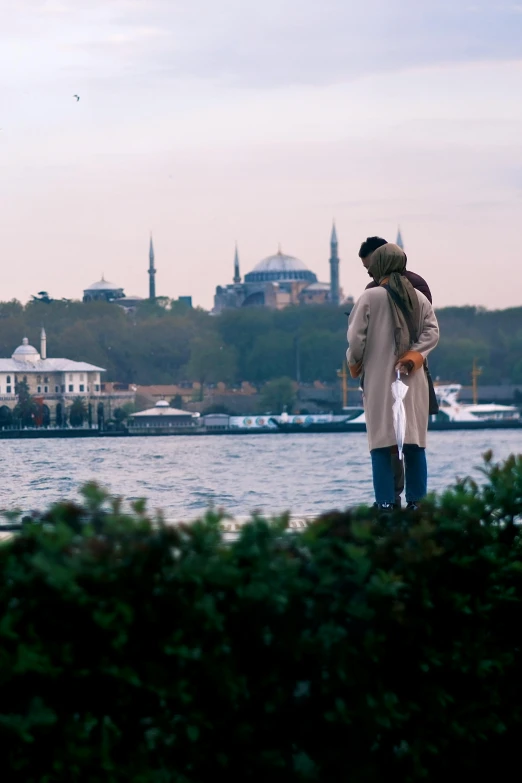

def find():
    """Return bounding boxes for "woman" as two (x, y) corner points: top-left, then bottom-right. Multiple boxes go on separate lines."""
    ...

(347, 243), (439, 510)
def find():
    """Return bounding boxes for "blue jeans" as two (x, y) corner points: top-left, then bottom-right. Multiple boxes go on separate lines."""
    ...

(371, 445), (427, 505)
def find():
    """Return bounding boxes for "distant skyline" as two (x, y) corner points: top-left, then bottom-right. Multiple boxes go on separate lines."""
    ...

(1, 0), (521, 309)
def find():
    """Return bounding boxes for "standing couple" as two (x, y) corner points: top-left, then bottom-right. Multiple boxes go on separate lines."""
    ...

(347, 237), (439, 510)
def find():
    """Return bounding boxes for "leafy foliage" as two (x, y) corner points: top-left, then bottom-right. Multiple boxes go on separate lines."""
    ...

(260, 376), (296, 412)
(69, 396), (87, 427)
(0, 454), (521, 780)
(186, 335), (238, 388)
(13, 379), (37, 426)
(0, 298), (520, 386)
(0, 405), (13, 427)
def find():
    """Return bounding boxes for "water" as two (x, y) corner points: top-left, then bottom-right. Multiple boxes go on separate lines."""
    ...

(0, 431), (519, 519)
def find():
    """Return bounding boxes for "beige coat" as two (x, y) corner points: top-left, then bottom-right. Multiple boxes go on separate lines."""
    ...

(347, 286), (439, 451)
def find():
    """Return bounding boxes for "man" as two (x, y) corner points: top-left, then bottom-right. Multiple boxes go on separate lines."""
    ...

(357, 236), (432, 507)
(359, 237), (432, 304)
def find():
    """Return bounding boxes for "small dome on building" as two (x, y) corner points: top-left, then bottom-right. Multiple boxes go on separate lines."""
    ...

(12, 337), (41, 363)
(245, 249), (317, 284)
(155, 400), (169, 408)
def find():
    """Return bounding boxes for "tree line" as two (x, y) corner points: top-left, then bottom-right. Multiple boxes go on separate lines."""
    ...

(0, 298), (521, 388)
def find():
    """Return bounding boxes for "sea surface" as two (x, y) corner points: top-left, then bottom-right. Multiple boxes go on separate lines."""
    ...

(0, 430), (520, 520)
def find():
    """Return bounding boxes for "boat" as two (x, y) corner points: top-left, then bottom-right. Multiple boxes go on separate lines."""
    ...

(268, 410), (366, 433)
(432, 383), (520, 423)
(263, 383), (521, 433)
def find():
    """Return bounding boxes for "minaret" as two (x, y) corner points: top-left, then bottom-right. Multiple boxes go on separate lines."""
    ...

(40, 327), (47, 360)
(329, 221), (340, 306)
(233, 243), (241, 284)
(148, 233), (156, 300)
(396, 226), (404, 250)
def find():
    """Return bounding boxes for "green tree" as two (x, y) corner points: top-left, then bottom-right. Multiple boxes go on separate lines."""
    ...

(113, 407), (128, 424)
(216, 308), (274, 378)
(186, 336), (237, 398)
(170, 395), (183, 409)
(300, 330), (346, 382)
(428, 338), (490, 384)
(31, 291), (53, 303)
(13, 379), (37, 427)
(259, 377), (296, 413)
(2, 298), (522, 388)
(512, 358), (522, 385)
(245, 331), (295, 383)
(69, 397), (87, 428)
(202, 403), (233, 415)
(0, 406), (13, 428)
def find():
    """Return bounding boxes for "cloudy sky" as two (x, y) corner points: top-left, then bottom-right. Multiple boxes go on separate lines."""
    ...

(1, 0), (521, 309)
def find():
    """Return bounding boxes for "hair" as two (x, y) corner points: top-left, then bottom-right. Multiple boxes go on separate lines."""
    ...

(358, 236), (388, 259)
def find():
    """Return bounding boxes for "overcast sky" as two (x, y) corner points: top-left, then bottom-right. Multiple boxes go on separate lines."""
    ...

(1, 0), (521, 309)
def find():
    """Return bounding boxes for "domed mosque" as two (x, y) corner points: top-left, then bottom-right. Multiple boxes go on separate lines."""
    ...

(83, 276), (125, 303)
(82, 236), (156, 308)
(213, 224), (343, 313)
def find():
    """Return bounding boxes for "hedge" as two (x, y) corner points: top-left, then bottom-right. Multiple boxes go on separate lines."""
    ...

(0, 452), (521, 781)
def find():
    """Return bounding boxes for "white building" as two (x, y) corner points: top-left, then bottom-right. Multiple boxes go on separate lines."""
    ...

(0, 330), (105, 425)
(128, 400), (198, 430)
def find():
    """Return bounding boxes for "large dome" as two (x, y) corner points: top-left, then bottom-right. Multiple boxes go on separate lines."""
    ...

(12, 337), (40, 363)
(244, 250), (317, 284)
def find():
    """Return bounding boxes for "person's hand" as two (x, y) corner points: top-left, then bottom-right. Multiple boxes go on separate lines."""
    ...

(395, 359), (414, 375)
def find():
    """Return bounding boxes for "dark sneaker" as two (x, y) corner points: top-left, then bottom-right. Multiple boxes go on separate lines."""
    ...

(406, 502), (420, 511)
(373, 502), (396, 511)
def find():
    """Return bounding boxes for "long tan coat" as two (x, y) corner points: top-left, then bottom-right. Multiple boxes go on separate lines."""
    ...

(347, 286), (439, 451)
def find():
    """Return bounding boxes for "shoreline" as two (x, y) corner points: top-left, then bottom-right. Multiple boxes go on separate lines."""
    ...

(0, 419), (520, 439)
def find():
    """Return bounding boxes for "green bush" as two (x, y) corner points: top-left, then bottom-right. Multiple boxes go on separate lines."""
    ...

(1, 453), (522, 781)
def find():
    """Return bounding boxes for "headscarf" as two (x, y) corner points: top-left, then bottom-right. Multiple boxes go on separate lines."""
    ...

(368, 243), (420, 357)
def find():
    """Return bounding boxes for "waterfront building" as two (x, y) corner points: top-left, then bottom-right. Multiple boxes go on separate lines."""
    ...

(128, 400), (198, 430)
(0, 331), (105, 425)
(213, 224), (344, 313)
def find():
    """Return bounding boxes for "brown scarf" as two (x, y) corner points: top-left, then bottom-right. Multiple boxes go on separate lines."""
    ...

(368, 243), (420, 357)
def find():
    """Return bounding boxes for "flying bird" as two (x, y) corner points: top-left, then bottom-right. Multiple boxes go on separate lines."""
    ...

(73, 95), (80, 102)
